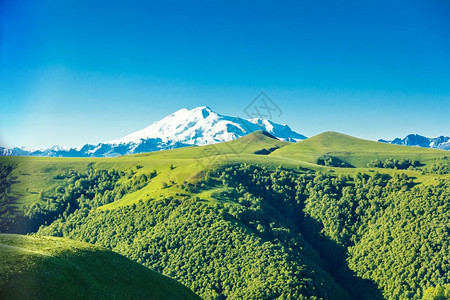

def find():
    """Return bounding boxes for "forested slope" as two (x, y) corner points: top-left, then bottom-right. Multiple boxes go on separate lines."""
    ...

(35, 165), (448, 299)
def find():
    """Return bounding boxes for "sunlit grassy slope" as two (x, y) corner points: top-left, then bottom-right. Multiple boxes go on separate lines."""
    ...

(1, 131), (448, 210)
(0, 234), (200, 300)
(1, 131), (289, 208)
(270, 131), (448, 167)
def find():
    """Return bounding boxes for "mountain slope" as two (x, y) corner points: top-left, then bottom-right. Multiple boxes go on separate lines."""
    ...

(1, 106), (306, 157)
(270, 131), (449, 168)
(110, 106), (304, 145)
(0, 234), (200, 300)
(379, 134), (450, 150)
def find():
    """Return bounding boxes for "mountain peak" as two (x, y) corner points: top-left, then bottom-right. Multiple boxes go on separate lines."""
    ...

(2, 106), (306, 157)
(108, 106), (305, 146)
(194, 105), (214, 112)
(237, 130), (279, 141)
(185, 106), (216, 119)
(379, 134), (450, 150)
(173, 106), (215, 118)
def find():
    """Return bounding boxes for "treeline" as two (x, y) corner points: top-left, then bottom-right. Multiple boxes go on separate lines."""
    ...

(367, 158), (420, 170)
(366, 158), (450, 174)
(0, 164), (19, 232)
(421, 162), (450, 175)
(421, 284), (450, 300)
(317, 155), (353, 168)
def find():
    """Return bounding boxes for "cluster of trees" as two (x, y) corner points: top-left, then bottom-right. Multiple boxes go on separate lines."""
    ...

(421, 284), (450, 300)
(367, 158), (420, 170)
(3, 161), (448, 299)
(421, 162), (450, 175)
(0, 164), (18, 232)
(317, 155), (353, 168)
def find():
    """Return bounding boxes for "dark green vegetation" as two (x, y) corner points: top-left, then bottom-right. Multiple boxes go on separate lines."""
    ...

(367, 158), (421, 169)
(421, 284), (450, 300)
(0, 234), (200, 300)
(0, 164), (17, 232)
(317, 155), (354, 168)
(421, 162), (450, 175)
(1, 131), (449, 299)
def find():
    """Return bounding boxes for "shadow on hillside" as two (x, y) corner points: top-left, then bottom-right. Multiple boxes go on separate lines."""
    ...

(10, 176), (21, 184)
(299, 216), (384, 300)
(253, 146), (280, 155)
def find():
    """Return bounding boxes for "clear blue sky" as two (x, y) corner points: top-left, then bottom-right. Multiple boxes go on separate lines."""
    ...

(1, 0), (449, 148)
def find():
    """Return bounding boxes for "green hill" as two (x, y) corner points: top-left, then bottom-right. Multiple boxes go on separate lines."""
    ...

(0, 234), (200, 300)
(270, 131), (448, 168)
(134, 130), (287, 159)
(1, 130), (448, 212)
(0, 131), (290, 209)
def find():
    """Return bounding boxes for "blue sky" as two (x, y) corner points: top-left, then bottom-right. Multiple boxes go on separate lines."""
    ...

(1, 0), (449, 148)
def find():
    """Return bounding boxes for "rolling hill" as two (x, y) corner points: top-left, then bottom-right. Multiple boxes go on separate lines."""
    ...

(1, 131), (448, 211)
(270, 131), (448, 167)
(0, 234), (200, 300)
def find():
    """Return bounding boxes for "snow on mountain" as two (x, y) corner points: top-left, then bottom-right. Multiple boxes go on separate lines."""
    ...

(1, 106), (307, 157)
(109, 106), (304, 146)
(379, 134), (450, 150)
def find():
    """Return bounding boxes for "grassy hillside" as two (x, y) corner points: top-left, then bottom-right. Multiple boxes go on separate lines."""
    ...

(0, 131), (289, 209)
(2, 131), (448, 210)
(0, 234), (200, 300)
(270, 131), (449, 168)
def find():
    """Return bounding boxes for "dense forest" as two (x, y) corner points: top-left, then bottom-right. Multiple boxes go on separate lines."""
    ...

(1, 161), (449, 299)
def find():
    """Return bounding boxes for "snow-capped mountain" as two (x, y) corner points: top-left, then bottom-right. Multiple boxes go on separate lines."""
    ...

(1, 106), (306, 157)
(379, 134), (450, 150)
(0, 145), (72, 157)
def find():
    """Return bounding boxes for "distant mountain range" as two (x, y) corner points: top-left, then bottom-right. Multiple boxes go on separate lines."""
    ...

(0, 106), (306, 157)
(2, 107), (448, 157)
(378, 134), (450, 151)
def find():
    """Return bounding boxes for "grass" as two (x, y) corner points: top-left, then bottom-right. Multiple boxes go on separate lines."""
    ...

(0, 234), (200, 300)
(1, 131), (448, 210)
(270, 131), (449, 167)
